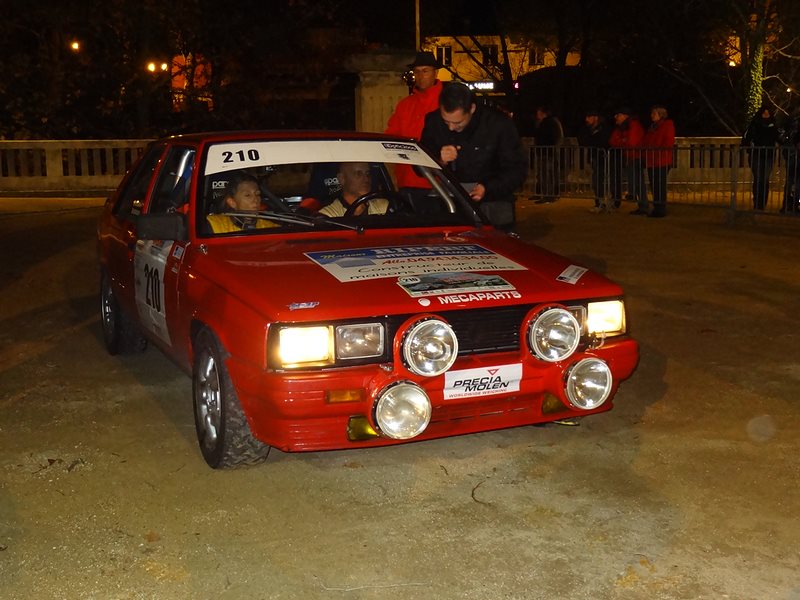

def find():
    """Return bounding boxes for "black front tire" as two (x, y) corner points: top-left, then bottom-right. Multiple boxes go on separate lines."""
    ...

(100, 272), (147, 355)
(192, 328), (271, 469)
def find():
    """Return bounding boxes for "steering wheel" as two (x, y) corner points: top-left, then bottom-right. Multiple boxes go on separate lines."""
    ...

(343, 191), (389, 217)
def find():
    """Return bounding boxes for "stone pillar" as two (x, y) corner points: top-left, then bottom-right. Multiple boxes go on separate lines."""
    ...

(345, 53), (412, 133)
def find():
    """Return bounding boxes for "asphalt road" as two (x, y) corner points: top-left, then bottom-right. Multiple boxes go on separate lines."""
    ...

(1, 197), (798, 600)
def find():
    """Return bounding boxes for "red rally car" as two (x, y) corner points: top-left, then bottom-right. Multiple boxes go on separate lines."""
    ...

(97, 131), (639, 469)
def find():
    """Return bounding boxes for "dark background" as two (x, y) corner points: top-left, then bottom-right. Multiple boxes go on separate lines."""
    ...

(2, 0), (798, 139)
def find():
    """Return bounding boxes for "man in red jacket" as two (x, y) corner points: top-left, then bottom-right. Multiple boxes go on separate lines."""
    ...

(385, 51), (443, 188)
(609, 107), (645, 213)
(642, 105), (676, 218)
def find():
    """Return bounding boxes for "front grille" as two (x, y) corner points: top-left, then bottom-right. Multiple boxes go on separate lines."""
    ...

(271, 303), (587, 371)
(441, 305), (532, 354)
(387, 305), (533, 356)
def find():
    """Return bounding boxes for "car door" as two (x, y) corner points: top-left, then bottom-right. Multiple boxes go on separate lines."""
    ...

(132, 146), (196, 351)
(102, 143), (167, 317)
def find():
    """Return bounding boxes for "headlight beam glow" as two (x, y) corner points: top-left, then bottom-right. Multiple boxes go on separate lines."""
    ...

(278, 326), (333, 367)
(586, 300), (626, 337)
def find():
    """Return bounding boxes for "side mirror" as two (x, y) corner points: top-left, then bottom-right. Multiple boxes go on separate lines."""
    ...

(137, 213), (187, 241)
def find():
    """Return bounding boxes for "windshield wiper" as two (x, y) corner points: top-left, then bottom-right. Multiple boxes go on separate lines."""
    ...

(226, 211), (363, 232)
(308, 213), (364, 232)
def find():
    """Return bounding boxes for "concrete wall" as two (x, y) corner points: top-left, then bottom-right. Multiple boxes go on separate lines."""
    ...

(346, 52), (411, 134)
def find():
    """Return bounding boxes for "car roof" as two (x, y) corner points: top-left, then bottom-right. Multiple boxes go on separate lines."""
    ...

(162, 130), (411, 145)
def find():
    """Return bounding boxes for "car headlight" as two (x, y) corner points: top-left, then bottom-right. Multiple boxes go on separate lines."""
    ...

(336, 323), (384, 360)
(565, 357), (613, 410)
(374, 381), (431, 439)
(528, 307), (580, 362)
(278, 325), (333, 367)
(402, 318), (458, 376)
(586, 300), (626, 337)
(276, 322), (386, 368)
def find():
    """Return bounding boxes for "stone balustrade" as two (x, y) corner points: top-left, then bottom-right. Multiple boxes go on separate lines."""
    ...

(0, 136), (763, 208)
(0, 139), (149, 194)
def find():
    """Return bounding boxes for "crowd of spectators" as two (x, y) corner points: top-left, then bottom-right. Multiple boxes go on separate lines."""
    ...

(384, 52), (797, 226)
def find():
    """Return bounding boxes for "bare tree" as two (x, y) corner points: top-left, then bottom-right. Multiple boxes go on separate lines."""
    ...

(732, 0), (800, 123)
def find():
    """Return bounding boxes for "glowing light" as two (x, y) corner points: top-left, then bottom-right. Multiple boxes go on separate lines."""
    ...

(146, 62), (169, 73)
(70, 40), (80, 52)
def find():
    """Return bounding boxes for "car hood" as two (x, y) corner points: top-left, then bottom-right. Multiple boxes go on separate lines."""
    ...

(190, 229), (623, 322)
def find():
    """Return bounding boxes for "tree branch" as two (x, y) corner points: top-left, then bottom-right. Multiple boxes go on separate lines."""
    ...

(657, 63), (741, 135)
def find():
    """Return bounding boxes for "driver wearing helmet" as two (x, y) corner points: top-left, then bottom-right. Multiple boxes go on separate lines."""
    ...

(318, 162), (389, 217)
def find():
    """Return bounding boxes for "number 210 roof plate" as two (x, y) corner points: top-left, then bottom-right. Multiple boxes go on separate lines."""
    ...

(204, 140), (440, 175)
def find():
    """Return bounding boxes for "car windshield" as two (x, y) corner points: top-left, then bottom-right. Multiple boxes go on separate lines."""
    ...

(198, 139), (482, 236)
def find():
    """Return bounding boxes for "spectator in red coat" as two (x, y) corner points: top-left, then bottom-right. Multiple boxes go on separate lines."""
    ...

(642, 105), (676, 218)
(385, 51), (443, 188)
(609, 107), (646, 212)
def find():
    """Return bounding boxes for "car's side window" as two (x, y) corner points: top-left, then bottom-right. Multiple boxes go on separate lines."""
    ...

(149, 147), (195, 214)
(114, 144), (166, 220)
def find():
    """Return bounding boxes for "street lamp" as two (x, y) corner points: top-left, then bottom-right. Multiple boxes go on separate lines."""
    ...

(146, 61), (169, 73)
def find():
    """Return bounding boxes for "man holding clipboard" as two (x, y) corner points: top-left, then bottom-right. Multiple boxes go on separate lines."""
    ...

(421, 82), (527, 232)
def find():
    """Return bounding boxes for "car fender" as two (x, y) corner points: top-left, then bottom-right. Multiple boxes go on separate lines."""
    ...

(182, 267), (270, 374)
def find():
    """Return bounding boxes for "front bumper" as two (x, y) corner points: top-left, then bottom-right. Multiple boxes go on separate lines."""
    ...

(228, 337), (639, 452)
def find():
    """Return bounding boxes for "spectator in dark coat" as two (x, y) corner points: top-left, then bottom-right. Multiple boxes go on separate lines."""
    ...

(421, 82), (528, 231)
(741, 105), (780, 210)
(577, 108), (611, 212)
(778, 109), (800, 213)
(531, 106), (564, 204)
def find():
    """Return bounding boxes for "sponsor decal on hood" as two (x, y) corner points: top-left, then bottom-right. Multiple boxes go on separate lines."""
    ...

(557, 265), (588, 284)
(396, 272), (519, 299)
(305, 244), (526, 283)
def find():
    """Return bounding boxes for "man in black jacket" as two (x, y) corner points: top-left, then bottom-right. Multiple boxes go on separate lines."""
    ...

(577, 108), (611, 212)
(532, 106), (564, 204)
(741, 105), (780, 210)
(421, 82), (527, 231)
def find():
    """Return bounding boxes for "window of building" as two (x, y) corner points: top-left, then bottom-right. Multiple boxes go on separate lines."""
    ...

(482, 45), (499, 65)
(435, 46), (452, 67)
(528, 46), (544, 67)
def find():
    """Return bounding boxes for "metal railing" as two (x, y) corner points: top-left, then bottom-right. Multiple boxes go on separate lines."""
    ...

(2, 137), (799, 218)
(521, 138), (800, 216)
